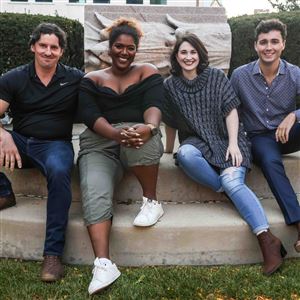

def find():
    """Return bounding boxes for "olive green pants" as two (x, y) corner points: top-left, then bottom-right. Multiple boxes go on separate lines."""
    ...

(78, 123), (163, 225)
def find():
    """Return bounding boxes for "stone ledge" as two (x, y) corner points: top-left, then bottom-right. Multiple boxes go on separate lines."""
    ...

(1, 196), (299, 266)
(2, 151), (300, 204)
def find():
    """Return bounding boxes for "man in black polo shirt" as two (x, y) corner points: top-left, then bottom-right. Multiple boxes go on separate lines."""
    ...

(0, 23), (83, 281)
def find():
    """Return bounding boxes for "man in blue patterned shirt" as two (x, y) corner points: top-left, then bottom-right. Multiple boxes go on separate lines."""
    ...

(231, 19), (300, 252)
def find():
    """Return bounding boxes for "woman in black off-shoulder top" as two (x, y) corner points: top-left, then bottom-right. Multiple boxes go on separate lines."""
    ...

(77, 17), (165, 295)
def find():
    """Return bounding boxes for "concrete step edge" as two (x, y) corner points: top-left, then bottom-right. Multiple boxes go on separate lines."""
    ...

(3, 151), (300, 203)
(1, 196), (299, 266)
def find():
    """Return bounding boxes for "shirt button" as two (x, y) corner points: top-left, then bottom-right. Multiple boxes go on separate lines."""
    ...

(266, 87), (269, 90)
(266, 108), (269, 111)
(266, 121), (269, 123)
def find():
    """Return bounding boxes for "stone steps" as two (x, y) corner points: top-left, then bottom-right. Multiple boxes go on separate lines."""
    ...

(1, 124), (300, 265)
(1, 196), (299, 265)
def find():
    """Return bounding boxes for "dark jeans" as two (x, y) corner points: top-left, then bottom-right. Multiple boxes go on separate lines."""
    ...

(0, 131), (74, 256)
(249, 123), (300, 225)
(0, 173), (13, 197)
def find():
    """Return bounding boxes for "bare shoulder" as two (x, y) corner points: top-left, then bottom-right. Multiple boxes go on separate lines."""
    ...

(84, 69), (108, 86)
(135, 63), (159, 80)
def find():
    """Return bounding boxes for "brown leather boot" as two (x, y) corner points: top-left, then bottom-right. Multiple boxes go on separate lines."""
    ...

(41, 255), (64, 282)
(294, 222), (300, 252)
(0, 193), (16, 210)
(257, 230), (287, 276)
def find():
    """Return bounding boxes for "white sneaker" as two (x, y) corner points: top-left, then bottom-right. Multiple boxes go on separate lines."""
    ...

(88, 258), (121, 295)
(133, 197), (164, 227)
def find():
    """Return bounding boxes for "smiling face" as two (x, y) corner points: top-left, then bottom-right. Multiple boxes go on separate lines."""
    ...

(176, 41), (199, 79)
(31, 33), (63, 71)
(254, 30), (285, 67)
(110, 34), (137, 72)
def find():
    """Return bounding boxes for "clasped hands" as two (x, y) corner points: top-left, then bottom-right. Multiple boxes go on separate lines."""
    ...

(116, 124), (151, 149)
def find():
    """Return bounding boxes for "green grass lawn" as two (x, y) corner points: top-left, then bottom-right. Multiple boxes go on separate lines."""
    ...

(0, 258), (300, 300)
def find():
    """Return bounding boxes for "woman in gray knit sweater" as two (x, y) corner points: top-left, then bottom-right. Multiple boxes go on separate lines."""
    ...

(162, 33), (286, 276)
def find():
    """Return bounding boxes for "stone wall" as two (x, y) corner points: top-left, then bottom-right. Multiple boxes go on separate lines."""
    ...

(84, 5), (231, 75)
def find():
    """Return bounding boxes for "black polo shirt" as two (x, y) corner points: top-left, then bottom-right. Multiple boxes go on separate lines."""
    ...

(0, 62), (83, 140)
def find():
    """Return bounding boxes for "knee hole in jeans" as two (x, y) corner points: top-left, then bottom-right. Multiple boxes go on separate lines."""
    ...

(220, 167), (245, 196)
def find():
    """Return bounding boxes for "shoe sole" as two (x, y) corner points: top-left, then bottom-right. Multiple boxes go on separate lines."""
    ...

(0, 203), (16, 211)
(133, 211), (164, 227)
(89, 271), (121, 295)
(0, 194), (16, 211)
(41, 273), (64, 282)
(263, 244), (287, 276)
(263, 259), (283, 276)
(294, 240), (300, 252)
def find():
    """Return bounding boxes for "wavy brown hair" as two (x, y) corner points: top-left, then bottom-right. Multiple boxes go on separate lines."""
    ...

(170, 33), (209, 76)
(29, 23), (67, 49)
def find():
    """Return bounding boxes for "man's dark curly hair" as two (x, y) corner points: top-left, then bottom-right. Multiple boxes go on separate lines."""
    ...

(255, 19), (287, 41)
(29, 23), (67, 49)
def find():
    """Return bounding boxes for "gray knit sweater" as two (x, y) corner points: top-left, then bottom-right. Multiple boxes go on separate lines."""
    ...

(163, 67), (251, 169)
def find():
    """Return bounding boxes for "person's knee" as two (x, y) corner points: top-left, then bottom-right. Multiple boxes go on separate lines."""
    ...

(46, 157), (73, 179)
(122, 133), (163, 166)
(252, 142), (281, 167)
(82, 195), (113, 225)
(177, 144), (201, 165)
(221, 167), (245, 195)
(258, 154), (282, 169)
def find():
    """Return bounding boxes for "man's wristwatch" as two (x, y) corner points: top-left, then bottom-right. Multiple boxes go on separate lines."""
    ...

(146, 123), (159, 136)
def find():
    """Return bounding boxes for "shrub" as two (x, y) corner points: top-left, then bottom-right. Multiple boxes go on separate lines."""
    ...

(0, 13), (84, 74)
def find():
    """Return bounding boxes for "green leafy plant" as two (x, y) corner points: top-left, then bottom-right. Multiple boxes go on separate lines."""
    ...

(268, 0), (300, 11)
(0, 13), (84, 74)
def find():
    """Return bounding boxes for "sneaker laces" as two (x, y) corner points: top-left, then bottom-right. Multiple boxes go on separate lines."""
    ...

(92, 265), (108, 275)
(139, 198), (154, 212)
(43, 255), (62, 273)
(44, 255), (61, 267)
(93, 258), (110, 274)
(92, 265), (107, 274)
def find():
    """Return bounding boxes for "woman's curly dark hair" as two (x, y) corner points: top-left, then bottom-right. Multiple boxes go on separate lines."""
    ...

(170, 32), (209, 76)
(106, 17), (144, 49)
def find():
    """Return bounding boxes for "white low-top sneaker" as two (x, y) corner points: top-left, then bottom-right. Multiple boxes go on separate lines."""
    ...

(133, 197), (164, 227)
(88, 258), (121, 295)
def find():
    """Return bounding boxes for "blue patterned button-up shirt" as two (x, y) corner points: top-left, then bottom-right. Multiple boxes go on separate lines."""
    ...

(230, 59), (300, 134)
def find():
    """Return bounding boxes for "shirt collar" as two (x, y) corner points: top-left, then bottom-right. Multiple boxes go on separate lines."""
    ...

(252, 59), (286, 76)
(277, 59), (286, 75)
(29, 61), (66, 79)
(252, 60), (261, 75)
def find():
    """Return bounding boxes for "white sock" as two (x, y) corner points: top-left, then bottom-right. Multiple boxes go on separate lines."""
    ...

(256, 229), (268, 236)
(98, 258), (112, 265)
(143, 196), (159, 203)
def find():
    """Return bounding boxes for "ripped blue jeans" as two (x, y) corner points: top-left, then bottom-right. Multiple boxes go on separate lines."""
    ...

(177, 144), (269, 234)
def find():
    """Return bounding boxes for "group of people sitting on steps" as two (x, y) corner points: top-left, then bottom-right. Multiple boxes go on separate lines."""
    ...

(0, 17), (299, 295)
